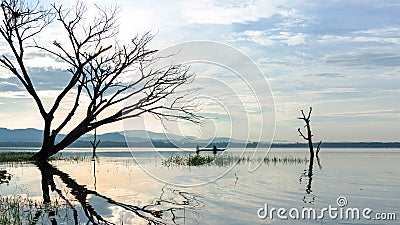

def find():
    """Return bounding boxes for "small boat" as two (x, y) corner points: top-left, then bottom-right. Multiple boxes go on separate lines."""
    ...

(196, 145), (226, 155)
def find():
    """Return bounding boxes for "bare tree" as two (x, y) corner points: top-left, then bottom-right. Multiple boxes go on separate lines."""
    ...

(0, 0), (199, 160)
(297, 107), (315, 158)
(298, 107), (323, 162)
(90, 125), (100, 159)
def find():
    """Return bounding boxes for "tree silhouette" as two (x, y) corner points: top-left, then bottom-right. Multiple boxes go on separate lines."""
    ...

(90, 125), (100, 159)
(297, 107), (323, 203)
(0, 0), (199, 160)
(297, 107), (315, 158)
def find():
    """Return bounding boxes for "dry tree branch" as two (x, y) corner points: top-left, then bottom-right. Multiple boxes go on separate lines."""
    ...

(0, 0), (199, 159)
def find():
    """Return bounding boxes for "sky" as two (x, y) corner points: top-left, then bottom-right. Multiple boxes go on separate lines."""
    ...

(0, 0), (399, 142)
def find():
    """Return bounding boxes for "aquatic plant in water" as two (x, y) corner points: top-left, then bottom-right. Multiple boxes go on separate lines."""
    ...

(0, 195), (69, 225)
(162, 154), (309, 167)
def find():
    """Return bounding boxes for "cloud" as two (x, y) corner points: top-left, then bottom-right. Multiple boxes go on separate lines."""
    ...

(0, 81), (23, 92)
(352, 26), (400, 36)
(0, 90), (62, 99)
(285, 32), (308, 46)
(319, 35), (400, 45)
(323, 52), (400, 68)
(0, 67), (72, 91)
(224, 7), (314, 47)
(324, 109), (400, 118)
(304, 73), (344, 78)
(229, 30), (308, 46)
(317, 26), (400, 46)
(0, 91), (30, 99)
(0, 0), (399, 142)
(276, 8), (317, 29)
(181, 0), (287, 25)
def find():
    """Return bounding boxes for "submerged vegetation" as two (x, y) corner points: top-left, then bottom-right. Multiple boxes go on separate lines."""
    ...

(0, 152), (88, 163)
(163, 154), (215, 166)
(0, 195), (68, 225)
(162, 154), (309, 167)
(0, 152), (35, 162)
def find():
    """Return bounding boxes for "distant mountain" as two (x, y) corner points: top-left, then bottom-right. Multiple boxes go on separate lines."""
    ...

(121, 130), (197, 142)
(80, 130), (192, 143)
(0, 127), (239, 144)
(0, 128), (399, 148)
(80, 132), (127, 142)
(0, 128), (65, 142)
(81, 130), (236, 143)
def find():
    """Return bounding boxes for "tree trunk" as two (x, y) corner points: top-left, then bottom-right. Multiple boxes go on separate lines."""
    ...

(32, 133), (55, 161)
(31, 143), (61, 161)
(306, 121), (314, 159)
(31, 124), (90, 160)
(31, 117), (59, 160)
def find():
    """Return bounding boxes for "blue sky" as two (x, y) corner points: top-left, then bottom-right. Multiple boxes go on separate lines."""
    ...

(0, 0), (399, 142)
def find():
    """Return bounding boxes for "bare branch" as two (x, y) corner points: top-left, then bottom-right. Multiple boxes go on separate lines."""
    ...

(316, 140), (322, 156)
(0, 0), (53, 118)
(301, 109), (306, 119)
(297, 128), (308, 140)
(53, 82), (83, 135)
(1, 1), (199, 159)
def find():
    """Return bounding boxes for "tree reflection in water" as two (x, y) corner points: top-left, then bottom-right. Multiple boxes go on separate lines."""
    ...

(299, 155), (323, 204)
(35, 161), (204, 224)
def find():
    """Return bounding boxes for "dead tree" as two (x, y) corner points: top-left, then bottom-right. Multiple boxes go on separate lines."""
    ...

(90, 125), (100, 159)
(297, 107), (315, 158)
(297, 107), (324, 201)
(0, 0), (199, 160)
(298, 107), (323, 160)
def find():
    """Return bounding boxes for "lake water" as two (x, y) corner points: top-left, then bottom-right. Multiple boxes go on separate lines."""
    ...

(0, 148), (399, 224)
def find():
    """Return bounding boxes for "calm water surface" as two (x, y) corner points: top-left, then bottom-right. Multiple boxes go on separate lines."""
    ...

(0, 148), (399, 224)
